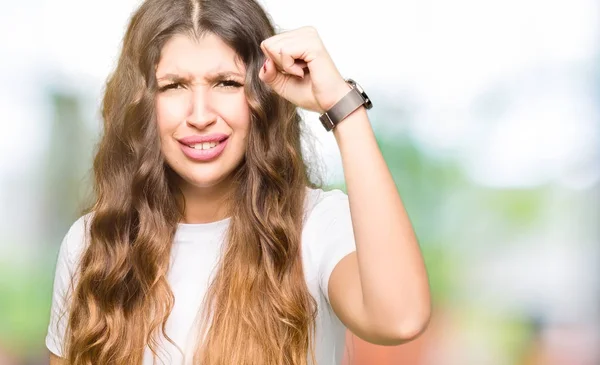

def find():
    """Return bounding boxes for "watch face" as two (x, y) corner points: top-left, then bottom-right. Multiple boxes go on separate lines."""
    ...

(347, 78), (373, 110)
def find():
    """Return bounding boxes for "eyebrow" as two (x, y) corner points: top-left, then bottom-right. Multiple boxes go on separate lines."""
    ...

(156, 71), (244, 83)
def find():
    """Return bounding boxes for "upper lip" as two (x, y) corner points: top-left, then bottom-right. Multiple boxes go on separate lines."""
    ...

(178, 133), (229, 145)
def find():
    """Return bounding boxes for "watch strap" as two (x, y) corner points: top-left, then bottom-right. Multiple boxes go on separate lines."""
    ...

(319, 87), (365, 132)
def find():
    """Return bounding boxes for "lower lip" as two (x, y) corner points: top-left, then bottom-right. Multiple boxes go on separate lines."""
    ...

(179, 138), (228, 162)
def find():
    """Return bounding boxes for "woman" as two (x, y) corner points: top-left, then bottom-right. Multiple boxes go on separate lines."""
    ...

(46, 0), (431, 364)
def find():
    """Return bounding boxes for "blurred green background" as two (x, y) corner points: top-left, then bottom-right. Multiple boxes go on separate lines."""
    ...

(1, 0), (598, 364)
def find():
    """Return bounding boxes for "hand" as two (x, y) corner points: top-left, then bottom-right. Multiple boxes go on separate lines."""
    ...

(259, 26), (351, 114)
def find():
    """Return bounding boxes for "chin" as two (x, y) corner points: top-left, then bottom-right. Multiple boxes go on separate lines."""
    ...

(185, 176), (227, 189)
(163, 151), (245, 190)
(178, 162), (242, 190)
(176, 169), (228, 189)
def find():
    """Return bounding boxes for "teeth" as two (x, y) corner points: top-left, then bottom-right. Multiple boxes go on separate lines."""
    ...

(190, 141), (219, 150)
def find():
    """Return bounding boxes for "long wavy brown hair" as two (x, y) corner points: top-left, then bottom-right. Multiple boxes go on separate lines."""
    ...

(63, 0), (324, 364)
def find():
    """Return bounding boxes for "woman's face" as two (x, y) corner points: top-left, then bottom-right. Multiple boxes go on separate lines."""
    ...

(155, 33), (250, 190)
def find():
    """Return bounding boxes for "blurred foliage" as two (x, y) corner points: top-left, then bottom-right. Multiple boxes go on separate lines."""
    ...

(43, 91), (95, 242)
(479, 189), (547, 229)
(0, 91), (95, 360)
(0, 260), (55, 356)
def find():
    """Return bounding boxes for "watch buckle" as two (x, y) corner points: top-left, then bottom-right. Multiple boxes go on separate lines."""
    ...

(319, 113), (335, 132)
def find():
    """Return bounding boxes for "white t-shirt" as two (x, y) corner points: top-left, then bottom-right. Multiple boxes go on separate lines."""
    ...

(46, 187), (357, 365)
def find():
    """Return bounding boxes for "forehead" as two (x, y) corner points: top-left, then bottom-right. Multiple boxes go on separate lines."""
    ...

(156, 33), (245, 76)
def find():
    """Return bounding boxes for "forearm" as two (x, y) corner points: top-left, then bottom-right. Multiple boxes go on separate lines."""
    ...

(333, 106), (431, 335)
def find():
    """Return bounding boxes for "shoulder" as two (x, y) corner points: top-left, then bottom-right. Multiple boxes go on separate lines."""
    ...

(302, 186), (357, 302)
(303, 186), (349, 220)
(302, 186), (352, 238)
(58, 212), (93, 266)
(47, 213), (93, 357)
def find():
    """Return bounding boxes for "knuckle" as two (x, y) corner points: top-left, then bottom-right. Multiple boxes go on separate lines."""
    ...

(262, 39), (273, 49)
(305, 26), (318, 34)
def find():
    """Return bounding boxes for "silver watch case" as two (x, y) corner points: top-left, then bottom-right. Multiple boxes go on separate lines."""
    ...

(319, 78), (373, 131)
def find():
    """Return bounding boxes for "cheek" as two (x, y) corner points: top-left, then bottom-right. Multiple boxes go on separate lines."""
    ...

(220, 95), (251, 130)
(156, 95), (188, 131)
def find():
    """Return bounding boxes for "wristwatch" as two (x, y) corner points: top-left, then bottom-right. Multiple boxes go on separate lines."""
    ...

(319, 78), (373, 131)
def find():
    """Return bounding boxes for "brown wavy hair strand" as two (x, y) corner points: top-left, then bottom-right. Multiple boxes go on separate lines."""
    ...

(63, 0), (321, 364)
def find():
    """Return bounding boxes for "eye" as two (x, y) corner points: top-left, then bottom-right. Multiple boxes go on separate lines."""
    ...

(217, 79), (243, 88)
(159, 83), (183, 92)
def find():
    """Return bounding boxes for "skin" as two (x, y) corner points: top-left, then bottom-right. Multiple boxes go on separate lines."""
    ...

(50, 25), (431, 362)
(50, 353), (63, 365)
(156, 33), (251, 224)
(259, 26), (431, 345)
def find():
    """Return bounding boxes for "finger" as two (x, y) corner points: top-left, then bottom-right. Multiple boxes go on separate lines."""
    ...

(258, 58), (281, 87)
(278, 47), (305, 78)
(262, 37), (304, 78)
(260, 40), (279, 67)
(259, 57), (307, 102)
(269, 36), (306, 78)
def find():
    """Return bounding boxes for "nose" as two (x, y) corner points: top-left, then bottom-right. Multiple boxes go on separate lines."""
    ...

(186, 88), (217, 129)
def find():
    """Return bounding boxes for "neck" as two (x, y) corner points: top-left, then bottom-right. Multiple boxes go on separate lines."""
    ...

(178, 179), (234, 224)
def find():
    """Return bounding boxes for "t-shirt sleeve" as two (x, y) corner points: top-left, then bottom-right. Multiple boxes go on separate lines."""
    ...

(309, 189), (357, 304)
(46, 215), (88, 357)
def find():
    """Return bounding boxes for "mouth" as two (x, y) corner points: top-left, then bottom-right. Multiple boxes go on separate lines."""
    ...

(180, 136), (229, 151)
(178, 136), (229, 162)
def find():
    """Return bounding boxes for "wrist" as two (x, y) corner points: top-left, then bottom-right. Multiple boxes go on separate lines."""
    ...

(319, 80), (352, 112)
(318, 77), (373, 132)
